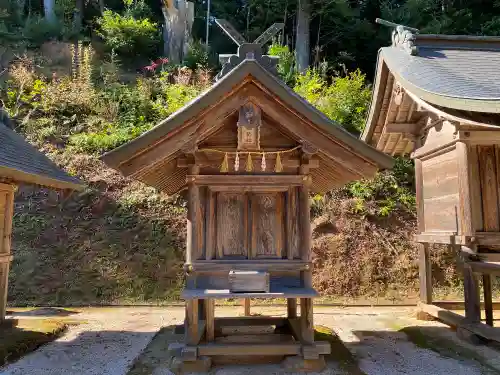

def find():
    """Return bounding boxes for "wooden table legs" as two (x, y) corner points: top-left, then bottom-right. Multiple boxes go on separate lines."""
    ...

(205, 298), (215, 341)
(287, 298), (297, 319)
(300, 298), (314, 344)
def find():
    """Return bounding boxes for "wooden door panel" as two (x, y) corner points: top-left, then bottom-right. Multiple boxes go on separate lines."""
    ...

(216, 193), (247, 258)
(251, 193), (284, 258)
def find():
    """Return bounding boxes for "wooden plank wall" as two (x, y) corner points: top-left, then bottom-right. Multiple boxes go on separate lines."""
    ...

(477, 145), (500, 233)
(422, 149), (460, 232)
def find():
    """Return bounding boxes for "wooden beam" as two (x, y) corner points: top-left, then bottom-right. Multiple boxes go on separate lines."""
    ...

(469, 261), (500, 276)
(215, 317), (286, 327)
(434, 301), (500, 310)
(190, 260), (311, 272)
(463, 260), (481, 324)
(458, 130), (500, 145)
(385, 122), (420, 134)
(474, 232), (500, 247)
(419, 243), (432, 304)
(483, 275), (494, 327)
(197, 342), (330, 356)
(178, 157), (320, 169)
(419, 302), (468, 327)
(188, 175), (304, 187)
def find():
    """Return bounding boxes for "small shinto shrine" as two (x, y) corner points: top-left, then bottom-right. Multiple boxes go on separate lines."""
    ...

(103, 20), (392, 371)
(364, 20), (500, 343)
(0, 122), (82, 324)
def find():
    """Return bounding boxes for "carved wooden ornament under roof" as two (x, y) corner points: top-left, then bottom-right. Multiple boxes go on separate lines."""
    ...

(237, 103), (261, 150)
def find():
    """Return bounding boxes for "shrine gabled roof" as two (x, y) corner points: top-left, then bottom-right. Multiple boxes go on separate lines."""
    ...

(375, 34), (500, 115)
(102, 57), (393, 178)
(362, 30), (500, 155)
(0, 124), (82, 190)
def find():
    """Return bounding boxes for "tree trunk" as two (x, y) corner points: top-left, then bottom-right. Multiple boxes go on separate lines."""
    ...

(74, 0), (84, 33)
(44, 0), (56, 24)
(162, 0), (195, 64)
(296, 0), (310, 73)
(98, 0), (105, 14)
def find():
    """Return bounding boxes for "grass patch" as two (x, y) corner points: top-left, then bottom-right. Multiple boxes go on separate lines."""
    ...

(127, 325), (179, 375)
(0, 319), (67, 366)
(314, 325), (367, 375)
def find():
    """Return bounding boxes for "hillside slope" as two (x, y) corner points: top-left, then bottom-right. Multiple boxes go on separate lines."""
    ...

(8, 150), (459, 306)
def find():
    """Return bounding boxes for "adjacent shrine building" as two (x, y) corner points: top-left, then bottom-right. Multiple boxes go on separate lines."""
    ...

(0, 122), (82, 324)
(363, 23), (500, 342)
(103, 36), (392, 369)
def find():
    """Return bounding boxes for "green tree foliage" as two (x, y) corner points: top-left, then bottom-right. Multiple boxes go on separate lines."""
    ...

(293, 68), (371, 134)
(96, 9), (160, 59)
(347, 158), (415, 216)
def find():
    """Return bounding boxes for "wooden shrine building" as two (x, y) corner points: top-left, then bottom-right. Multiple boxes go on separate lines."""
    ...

(103, 21), (392, 372)
(363, 21), (500, 342)
(0, 122), (82, 324)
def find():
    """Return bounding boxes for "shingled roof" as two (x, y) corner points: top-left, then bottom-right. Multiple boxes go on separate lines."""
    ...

(102, 48), (393, 194)
(0, 124), (82, 190)
(377, 33), (500, 113)
(103, 53), (393, 172)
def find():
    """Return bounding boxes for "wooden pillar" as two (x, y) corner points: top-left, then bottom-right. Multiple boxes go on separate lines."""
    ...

(299, 160), (313, 289)
(463, 260), (481, 324)
(243, 298), (251, 316)
(483, 274), (493, 327)
(415, 159), (433, 305)
(186, 164), (200, 265)
(419, 243), (432, 304)
(300, 298), (314, 344)
(186, 299), (199, 345)
(299, 166), (311, 262)
(287, 298), (297, 319)
(0, 184), (15, 322)
(457, 141), (474, 236)
(205, 299), (215, 342)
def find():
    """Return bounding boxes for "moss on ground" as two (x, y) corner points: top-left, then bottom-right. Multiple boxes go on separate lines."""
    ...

(314, 325), (367, 375)
(0, 319), (67, 366)
(127, 325), (178, 375)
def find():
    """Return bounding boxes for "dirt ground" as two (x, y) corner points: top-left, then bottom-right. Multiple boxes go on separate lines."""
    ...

(1, 305), (500, 375)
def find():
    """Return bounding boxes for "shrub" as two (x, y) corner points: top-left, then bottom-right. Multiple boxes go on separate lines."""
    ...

(346, 158), (416, 217)
(96, 10), (160, 59)
(184, 40), (209, 70)
(294, 68), (371, 135)
(268, 43), (296, 85)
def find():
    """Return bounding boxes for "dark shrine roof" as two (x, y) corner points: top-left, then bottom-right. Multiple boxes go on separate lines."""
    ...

(380, 33), (500, 112)
(103, 55), (393, 173)
(0, 123), (82, 190)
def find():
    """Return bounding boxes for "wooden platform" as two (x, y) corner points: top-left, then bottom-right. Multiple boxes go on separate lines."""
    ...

(181, 287), (318, 299)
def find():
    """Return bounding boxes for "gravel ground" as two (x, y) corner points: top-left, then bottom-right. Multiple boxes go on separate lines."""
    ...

(0, 307), (186, 375)
(1, 306), (498, 375)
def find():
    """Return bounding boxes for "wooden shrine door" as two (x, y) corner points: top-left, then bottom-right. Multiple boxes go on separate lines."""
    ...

(214, 191), (286, 259)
